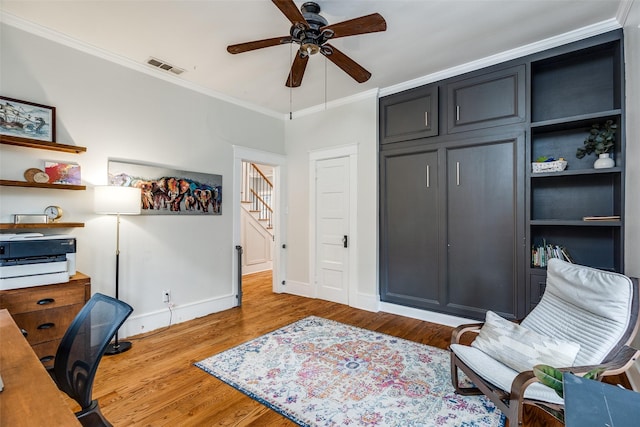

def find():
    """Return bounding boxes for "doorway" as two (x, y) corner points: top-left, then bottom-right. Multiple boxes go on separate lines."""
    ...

(233, 146), (286, 303)
(240, 162), (274, 275)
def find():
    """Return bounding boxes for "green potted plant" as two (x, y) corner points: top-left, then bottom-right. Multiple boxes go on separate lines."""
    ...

(576, 120), (616, 169)
(533, 364), (605, 398)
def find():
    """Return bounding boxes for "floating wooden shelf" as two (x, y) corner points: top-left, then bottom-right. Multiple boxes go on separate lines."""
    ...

(0, 180), (86, 190)
(0, 222), (85, 230)
(530, 219), (622, 227)
(0, 135), (86, 154)
(530, 167), (622, 179)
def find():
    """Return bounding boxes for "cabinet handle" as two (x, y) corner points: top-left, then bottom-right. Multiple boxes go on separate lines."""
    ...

(21, 328), (28, 337)
(40, 355), (55, 363)
(456, 105), (460, 121)
(37, 322), (55, 330)
(425, 111), (429, 127)
(456, 162), (460, 186)
(426, 165), (430, 188)
(37, 298), (55, 305)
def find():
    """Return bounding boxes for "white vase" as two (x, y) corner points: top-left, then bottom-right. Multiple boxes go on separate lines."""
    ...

(594, 153), (614, 169)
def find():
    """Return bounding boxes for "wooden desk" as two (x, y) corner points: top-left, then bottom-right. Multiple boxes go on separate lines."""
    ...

(0, 309), (80, 426)
(563, 372), (640, 427)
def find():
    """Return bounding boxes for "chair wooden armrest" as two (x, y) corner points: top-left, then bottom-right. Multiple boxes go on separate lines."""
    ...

(568, 345), (640, 377)
(450, 322), (484, 344)
(510, 345), (640, 402)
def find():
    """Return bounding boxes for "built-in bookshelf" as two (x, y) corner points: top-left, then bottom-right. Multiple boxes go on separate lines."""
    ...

(527, 31), (624, 310)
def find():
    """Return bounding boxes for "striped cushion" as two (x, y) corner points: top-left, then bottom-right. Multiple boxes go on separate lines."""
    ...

(521, 259), (634, 366)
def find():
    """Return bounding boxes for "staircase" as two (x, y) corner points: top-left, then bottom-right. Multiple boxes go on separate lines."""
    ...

(241, 162), (273, 235)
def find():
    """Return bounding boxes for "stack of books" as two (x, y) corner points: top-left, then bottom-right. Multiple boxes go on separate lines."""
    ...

(531, 241), (574, 267)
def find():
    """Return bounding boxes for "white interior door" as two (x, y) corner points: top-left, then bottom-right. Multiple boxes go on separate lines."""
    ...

(315, 157), (350, 304)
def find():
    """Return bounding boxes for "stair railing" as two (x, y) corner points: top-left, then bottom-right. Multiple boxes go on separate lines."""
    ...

(241, 162), (273, 229)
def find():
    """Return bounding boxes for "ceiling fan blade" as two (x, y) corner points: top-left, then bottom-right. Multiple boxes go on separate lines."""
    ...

(272, 0), (308, 27)
(321, 13), (386, 39)
(227, 36), (293, 54)
(322, 44), (371, 83)
(286, 53), (309, 88)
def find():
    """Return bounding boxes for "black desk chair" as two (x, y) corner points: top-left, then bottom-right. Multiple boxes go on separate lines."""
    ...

(51, 293), (133, 427)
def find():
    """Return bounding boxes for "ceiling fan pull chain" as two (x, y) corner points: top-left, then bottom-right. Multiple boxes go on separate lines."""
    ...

(289, 42), (293, 120)
(324, 55), (328, 110)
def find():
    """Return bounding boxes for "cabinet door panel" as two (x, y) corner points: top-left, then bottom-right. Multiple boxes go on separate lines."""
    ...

(380, 150), (440, 305)
(447, 65), (525, 133)
(446, 138), (521, 318)
(380, 85), (439, 144)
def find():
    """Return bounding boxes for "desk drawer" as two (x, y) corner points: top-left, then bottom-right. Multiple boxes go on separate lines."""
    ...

(13, 303), (83, 345)
(0, 283), (85, 314)
(32, 339), (60, 369)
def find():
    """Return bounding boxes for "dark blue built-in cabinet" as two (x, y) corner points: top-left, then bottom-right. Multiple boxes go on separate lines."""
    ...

(379, 30), (625, 320)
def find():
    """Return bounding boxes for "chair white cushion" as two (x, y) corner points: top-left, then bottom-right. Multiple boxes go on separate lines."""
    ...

(471, 311), (580, 372)
(451, 344), (564, 405)
(521, 259), (634, 366)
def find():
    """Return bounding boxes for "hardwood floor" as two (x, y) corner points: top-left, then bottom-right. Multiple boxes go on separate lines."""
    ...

(81, 271), (572, 426)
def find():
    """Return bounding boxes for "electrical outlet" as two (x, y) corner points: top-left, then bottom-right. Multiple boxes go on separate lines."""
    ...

(162, 290), (170, 303)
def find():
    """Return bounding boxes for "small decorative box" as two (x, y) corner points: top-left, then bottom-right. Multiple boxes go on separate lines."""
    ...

(532, 160), (567, 173)
(14, 214), (48, 224)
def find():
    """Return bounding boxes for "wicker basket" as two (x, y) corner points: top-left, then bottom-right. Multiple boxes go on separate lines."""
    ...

(532, 160), (567, 173)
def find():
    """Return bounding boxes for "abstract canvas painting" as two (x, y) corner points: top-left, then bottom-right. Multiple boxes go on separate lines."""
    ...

(108, 160), (222, 215)
(45, 161), (81, 185)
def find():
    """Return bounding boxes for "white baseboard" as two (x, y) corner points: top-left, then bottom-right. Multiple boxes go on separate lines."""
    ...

(120, 294), (237, 337)
(379, 302), (476, 328)
(242, 261), (273, 275)
(352, 293), (379, 312)
(281, 280), (313, 298)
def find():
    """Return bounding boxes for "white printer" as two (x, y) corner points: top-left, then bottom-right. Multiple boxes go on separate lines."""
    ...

(0, 233), (77, 290)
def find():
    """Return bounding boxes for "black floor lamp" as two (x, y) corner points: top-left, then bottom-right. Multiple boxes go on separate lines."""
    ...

(94, 185), (141, 355)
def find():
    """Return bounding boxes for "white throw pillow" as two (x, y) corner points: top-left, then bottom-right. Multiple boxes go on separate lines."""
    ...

(471, 311), (581, 372)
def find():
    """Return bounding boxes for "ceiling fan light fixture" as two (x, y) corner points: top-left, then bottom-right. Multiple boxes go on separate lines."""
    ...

(301, 42), (320, 56)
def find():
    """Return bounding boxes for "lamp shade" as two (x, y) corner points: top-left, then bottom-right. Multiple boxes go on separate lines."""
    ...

(94, 185), (141, 215)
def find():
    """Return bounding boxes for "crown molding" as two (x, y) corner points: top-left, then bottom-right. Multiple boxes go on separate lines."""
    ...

(379, 18), (622, 97)
(287, 88), (379, 120)
(0, 11), (283, 120)
(616, 0), (635, 26)
(1, 10), (625, 120)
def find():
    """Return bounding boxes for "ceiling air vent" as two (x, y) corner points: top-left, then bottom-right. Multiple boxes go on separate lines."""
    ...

(146, 57), (185, 75)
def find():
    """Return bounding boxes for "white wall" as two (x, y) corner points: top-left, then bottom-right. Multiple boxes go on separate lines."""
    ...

(0, 23), (285, 336)
(284, 94), (379, 310)
(624, 2), (640, 279)
(622, 0), (640, 389)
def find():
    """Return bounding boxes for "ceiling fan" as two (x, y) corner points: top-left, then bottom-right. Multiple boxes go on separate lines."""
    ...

(227, 0), (387, 88)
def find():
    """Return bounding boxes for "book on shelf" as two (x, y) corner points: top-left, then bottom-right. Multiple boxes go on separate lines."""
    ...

(531, 240), (574, 267)
(582, 215), (621, 221)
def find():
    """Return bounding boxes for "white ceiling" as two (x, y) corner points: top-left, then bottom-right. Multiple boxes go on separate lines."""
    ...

(0, 1), (628, 117)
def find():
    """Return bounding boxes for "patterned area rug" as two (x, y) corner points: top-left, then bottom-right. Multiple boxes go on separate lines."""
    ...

(195, 316), (505, 427)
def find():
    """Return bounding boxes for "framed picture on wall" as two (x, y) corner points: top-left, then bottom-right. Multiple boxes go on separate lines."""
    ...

(0, 96), (56, 142)
(108, 160), (222, 215)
